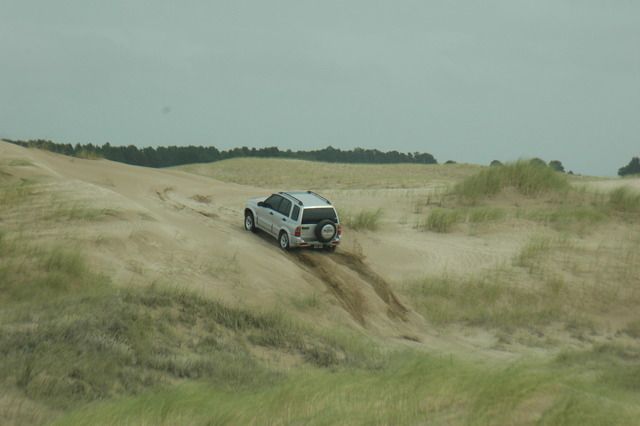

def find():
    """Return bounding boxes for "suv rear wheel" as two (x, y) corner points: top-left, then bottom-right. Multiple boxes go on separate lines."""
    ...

(279, 231), (290, 251)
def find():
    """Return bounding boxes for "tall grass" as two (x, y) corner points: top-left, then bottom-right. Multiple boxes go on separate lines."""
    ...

(467, 206), (506, 223)
(521, 206), (608, 234)
(1, 233), (386, 416)
(513, 236), (554, 272)
(417, 207), (505, 233)
(0, 179), (33, 206)
(453, 160), (569, 203)
(418, 208), (461, 233)
(1, 263), (385, 411)
(343, 208), (383, 231)
(404, 270), (567, 330)
(405, 231), (640, 337)
(608, 186), (640, 214)
(56, 350), (640, 426)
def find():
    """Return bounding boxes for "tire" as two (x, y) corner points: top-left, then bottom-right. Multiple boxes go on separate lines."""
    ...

(244, 211), (257, 233)
(279, 231), (290, 251)
(325, 245), (336, 252)
(315, 219), (337, 242)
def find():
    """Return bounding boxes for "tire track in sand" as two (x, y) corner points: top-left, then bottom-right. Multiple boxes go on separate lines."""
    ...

(294, 251), (408, 327)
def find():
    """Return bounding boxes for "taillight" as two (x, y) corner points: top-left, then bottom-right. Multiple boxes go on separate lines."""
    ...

(337, 224), (342, 236)
(294, 226), (301, 237)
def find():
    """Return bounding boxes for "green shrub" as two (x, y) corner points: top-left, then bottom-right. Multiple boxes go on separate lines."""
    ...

(453, 160), (569, 203)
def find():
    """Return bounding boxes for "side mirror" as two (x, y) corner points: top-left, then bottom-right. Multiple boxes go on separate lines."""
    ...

(257, 201), (266, 207)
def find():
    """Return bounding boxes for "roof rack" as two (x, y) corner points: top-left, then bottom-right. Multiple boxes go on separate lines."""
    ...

(279, 192), (303, 206)
(306, 190), (331, 205)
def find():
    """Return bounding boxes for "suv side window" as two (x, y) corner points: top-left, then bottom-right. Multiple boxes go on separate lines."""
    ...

(264, 194), (283, 211)
(291, 205), (300, 221)
(278, 198), (292, 216)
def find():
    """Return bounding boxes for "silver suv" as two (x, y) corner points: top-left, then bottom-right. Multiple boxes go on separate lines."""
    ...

(244, 191), (341, 251)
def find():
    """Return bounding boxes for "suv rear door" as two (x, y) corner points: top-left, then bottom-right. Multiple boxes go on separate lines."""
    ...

(273, 198), (293, 234)
(300, 207), (338, 241)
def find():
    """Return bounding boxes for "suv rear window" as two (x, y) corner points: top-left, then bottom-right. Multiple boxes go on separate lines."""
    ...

(301, 208), (337, 224)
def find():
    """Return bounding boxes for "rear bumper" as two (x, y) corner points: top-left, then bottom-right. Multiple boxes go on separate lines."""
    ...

(291, 236), (340, 248)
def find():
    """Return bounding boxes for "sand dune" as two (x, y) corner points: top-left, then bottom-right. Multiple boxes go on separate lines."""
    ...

(5, 141), (640, 424)
(3, 140), (639, 356)
(0, 141), (434, 341)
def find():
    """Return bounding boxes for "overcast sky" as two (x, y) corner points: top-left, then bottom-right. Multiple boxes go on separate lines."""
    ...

(2, 1), (638, 176)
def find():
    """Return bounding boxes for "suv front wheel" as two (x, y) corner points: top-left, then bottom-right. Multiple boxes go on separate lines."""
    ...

(244, 212), (257, 233)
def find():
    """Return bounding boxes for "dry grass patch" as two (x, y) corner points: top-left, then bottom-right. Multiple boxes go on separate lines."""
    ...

(343, 208), (383, 231)
(177, 157), (481, 189)
(406, 229), (640, 337)
(7, 159), (34, 167)
(416, 206), (506, 233)
(1, 166), (123, 229)
(418, 208), (461, 233)
(513, 236), (555, 272)
(608, 186), (640, 214)
(623, 321), (640, 339)
(405, 269), (568, 331)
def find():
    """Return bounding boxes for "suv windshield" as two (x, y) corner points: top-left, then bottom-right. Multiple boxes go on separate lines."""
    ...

(301, 208), (337, 224)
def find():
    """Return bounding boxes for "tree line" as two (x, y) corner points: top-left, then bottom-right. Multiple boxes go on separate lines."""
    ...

(5, 138), (637, 176)
(4, 139), (438, 168)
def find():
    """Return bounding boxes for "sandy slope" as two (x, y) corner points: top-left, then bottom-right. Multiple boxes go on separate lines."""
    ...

(1, 141), (435, 343)
(6, 141), (637, 360)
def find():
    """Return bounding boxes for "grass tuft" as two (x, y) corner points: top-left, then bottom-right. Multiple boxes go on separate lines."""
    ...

(513, 236), (553, 272)
(419, 208), (461, 233)
(416, 207), (506, 233)
(343, 208), (383, 231)
(467, 207), (506, 223)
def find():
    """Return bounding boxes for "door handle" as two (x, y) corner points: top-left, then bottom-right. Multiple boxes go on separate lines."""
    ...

(269, 212), (274, 215)
(282, 218), (286, 221)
